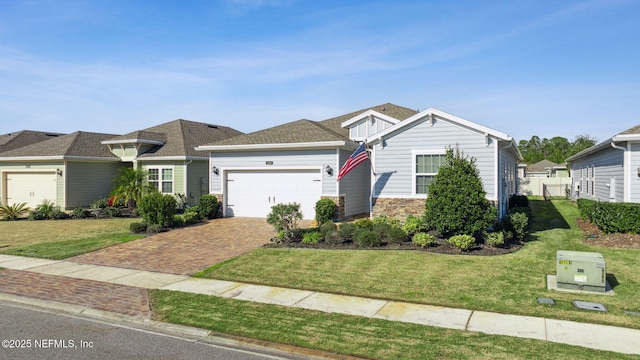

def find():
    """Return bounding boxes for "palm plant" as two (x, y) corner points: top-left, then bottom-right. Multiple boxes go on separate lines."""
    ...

(0, 202), (30, 220)
(110, 167), (153, 209)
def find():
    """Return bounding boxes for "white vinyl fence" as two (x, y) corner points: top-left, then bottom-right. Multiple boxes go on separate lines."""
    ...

(519, 177), (572, 197)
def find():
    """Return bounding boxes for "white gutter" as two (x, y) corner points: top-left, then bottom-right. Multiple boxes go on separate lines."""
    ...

(610, 141), (630, 202)
(0, 156), (121, 161)
(102, 139), (165, 145)
(195, 141), (358, 152)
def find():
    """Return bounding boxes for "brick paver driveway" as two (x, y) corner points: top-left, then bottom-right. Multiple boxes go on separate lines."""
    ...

(70, 218), (276, 275)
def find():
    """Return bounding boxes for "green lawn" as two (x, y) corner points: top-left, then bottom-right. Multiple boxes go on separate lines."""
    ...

(150, 290), (636, 360)
(195, 200), (640, 329)
(0, 218), (143, 259)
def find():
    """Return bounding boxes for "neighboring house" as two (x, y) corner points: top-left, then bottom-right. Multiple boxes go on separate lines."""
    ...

(518, 160), (571, 197)
(197, 104), (521, 220)
(567, 124), (640, 203)
(0, 130), (66, 154)
(524, 160), (568, 178)
(0, 131), (123, 209)
(102, 119), (243, 206)
(0, 120), (243, 209)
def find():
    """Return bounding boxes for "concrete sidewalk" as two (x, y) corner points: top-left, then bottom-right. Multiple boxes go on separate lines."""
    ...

(1, 254), (639, 355)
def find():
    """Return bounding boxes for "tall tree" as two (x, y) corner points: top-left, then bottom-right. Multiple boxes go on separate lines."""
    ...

(518, 135), (597, 164)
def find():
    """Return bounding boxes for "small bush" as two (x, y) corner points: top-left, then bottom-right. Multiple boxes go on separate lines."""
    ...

(485, 231), (505, 247)
(71, 207), (89, 219)
(90, 198), (110, 209)
(314, 198), (337, 224)
(302, 231), (323, 244)
(138, 192), (178, 227)
(266, 203), (303, 241)
(198, 195), (219, 219)
(28, 200), (67, 220)
(387, 226), (408, 243)
(372, 215), (401, 229)
(353, 218), (374, 230)
(402, 215), (424, 236)
(183, 211), (201, 225)
(353, 229), (381, 247)
(130, 222), (148, 233)
(412, 232), (435, 247)
(508, 212), (529, 241)
(174, 193), (189, 211)
(325, 230), (343, 244)
(509, 206), (531, 218)
(578, 199), (640, 234)
(28, 211), (46, 221)
(104, 206), (122, 218)
(0, 203), (30, 220)
(172, 215), (186, 228)
(185, 205), (199, 214)
(319, 221), (338, 236)
(338, 223), (357, 240)
(447, 234), (475, 251)
(146, 224), (163, 234)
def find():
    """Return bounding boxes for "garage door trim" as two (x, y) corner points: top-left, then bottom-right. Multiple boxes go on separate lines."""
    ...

(2, 170), (59, 207)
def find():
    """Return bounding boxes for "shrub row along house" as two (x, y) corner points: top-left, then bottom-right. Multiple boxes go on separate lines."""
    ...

(0, 103), (522, 220)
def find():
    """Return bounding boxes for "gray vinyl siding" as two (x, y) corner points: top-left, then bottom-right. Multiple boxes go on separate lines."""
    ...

(630, 143), (640, 202)
(65, 161), (125, 209)
(338, 149), (371, 216)
(186, 160), (208, 205)
(209, 149), (337, 195)
(349, 118), (395, 140)
(139, 161), (186, 196)
(498, 147), (519, 216)
(571, 146), (624, 202)
(373, 117), (497, 199)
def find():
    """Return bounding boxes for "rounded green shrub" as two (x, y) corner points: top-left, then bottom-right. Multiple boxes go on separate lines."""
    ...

(386, 226), (408, 243)
(146, 224), (163, 234)
(353, 218), (374, 230)
(183, 211), (201, 225)
(353, 229), (381, 247)
(402, 215), (424, 236)
(138, 191), (178, 227)
(338, 222), (357, 240)
(319, 221), (338, 236)
(198, 194), (219, 219)
(507, 212), (529, 241)
(412, 232), (435, 247)
(314, 198), (337, 224)
(266, 203), (302, 241)
(447, 234), (475, 251)
(71, 207), (89, 219)
(324, 230), (343, 244)
(172, 215), (186, 228)
(130, 222), (148, 233)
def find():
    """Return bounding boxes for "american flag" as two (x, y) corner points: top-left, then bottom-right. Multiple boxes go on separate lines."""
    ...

(337, 142), (369, 181)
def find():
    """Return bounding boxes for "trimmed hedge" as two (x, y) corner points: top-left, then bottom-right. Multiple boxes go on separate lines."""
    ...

(577, 198), (640, 234)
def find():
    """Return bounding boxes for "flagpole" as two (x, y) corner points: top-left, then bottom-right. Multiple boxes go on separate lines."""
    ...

(368, 142), (374, 220)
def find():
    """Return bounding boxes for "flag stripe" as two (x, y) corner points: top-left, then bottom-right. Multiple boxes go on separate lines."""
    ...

(337, 142), (369, 181)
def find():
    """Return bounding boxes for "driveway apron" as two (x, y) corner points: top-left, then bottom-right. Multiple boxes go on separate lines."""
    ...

(70, 218), (275, 276)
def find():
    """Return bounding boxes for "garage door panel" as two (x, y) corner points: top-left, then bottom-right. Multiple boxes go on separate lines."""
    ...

(5, 172), (57, 209)
(226, 170), (321, 219)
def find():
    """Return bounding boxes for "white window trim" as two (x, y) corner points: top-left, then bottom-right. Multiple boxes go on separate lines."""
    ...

(146, 165), (175, 194)
(411, 149), (446, 196)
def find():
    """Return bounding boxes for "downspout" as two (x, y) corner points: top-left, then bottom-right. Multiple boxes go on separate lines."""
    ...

(185, 159), (192, 203)
(610, 141), (628, 202)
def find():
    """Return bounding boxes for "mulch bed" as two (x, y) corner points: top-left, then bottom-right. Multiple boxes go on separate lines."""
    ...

(265, 237), (523, 256)
(577, 218), (640, 249)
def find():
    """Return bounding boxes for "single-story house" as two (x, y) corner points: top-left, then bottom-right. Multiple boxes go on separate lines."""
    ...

(567, 124), (640, 202)
(0, 130), (66, 153)
(523, 160), (569, 178)
(0, 120), (243, 209)
(197, 103), (521, 220)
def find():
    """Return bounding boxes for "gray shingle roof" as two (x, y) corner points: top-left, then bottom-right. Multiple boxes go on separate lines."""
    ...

(527, 159), (559, 172)
(0, 130), (66, 154)
(0, 131), (119, 158)
(203, 103), (419, 147)
(619, 124), (640, 135)
(115, 119), (244, 157)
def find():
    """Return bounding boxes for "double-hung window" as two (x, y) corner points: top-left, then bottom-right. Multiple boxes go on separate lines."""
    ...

(148, 167), (174, 194)
(414, 152), (445, 195)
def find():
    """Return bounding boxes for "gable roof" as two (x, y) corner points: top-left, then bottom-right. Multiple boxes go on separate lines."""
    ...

(567, 123), (640, 162)
(0, 131), (120, 160)
(0, 130), (66, 154)
(197, 103), (418, 151)
(105, 119), (244, 158)
(366, 107), (513, 143)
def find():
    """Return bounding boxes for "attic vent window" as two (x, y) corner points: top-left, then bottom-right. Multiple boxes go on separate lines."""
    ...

(208, 125), (219, 129)
(46, 134), (59, 137)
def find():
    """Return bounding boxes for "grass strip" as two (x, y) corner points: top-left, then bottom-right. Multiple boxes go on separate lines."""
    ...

(0, 233), (143, 259)
(149, 290), (635, 360)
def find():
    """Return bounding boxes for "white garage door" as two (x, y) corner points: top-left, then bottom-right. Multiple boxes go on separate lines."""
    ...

(5, 172), (57, 209)
(226, 170), (322, 219)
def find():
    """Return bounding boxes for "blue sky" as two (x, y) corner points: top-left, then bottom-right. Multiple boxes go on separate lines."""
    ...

(0, 0), (638, 143)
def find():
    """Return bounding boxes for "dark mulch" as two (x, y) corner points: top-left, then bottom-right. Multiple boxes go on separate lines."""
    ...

(265, 237), (523, 256)
(577, 218), (640, 249)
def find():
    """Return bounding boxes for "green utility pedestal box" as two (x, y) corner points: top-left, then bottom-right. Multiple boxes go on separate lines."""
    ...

(556, 250), (606, 292)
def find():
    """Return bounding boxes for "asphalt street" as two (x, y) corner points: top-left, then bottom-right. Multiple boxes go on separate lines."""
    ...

(0, 301), (306, 360)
